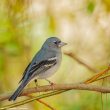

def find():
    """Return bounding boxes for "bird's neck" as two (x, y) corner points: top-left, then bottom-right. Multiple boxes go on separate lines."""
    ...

(42, 46), (61, 55)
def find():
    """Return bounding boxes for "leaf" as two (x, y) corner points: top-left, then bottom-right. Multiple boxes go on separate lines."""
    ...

(87, 1), (95, 14)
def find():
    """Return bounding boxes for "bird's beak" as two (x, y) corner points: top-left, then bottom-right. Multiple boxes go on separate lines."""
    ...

(58, 42), (67, 47)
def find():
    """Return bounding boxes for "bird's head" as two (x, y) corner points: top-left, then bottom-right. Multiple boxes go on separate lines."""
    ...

(42, 37), (67, 50)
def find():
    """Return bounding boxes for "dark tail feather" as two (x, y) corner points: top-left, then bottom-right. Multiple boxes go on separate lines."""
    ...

(9, 80), (28, 101)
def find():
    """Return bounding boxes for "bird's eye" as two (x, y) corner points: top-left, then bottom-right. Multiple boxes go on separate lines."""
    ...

(53, 40), (61, 45)
(53, 41), (57, 44)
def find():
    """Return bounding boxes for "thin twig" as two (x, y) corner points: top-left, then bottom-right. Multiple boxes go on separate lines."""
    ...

(64, 51), (110, 84)
(95, 74), (110, 81)
(101, 93), (103, 110)
(64, 52), (97, 73)
(28, 95), (55, 110)
(101, 79), (104, 110)
(84, 66), (110, 84)
(37, 99), (55, 110)
(0, 91), (65, 109)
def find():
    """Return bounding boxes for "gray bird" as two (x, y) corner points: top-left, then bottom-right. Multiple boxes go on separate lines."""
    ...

(9, 37), (67, 101)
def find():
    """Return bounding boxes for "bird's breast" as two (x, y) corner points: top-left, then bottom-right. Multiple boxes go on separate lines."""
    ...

(38, 53), (62, 79)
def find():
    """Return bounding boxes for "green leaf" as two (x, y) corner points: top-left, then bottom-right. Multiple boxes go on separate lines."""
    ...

(87, 1), (95, 14)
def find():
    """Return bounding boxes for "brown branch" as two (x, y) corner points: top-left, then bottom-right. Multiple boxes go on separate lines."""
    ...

(64, 51), (110, 84)
(1, 83), (110, 102)
(28, 95), (55, 110)
(64, 52), (97, 73)
(84, 65), (110, 84)
(36, 99), (55, 110)
(0, 65), (110, 102)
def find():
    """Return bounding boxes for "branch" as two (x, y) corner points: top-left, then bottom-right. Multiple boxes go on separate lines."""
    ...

(28, 95), (55, 110)
(64, 51), (97, 73)
(1, 90), (66, 109)
(1, 83), (110, 102)
(0, 64), (110, 102)
(1, 84), (110, 109)
(84, 65), (110, 84)
(64, 51), (110, 83)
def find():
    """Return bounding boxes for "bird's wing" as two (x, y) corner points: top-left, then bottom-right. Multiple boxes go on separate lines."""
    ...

(19, 63), (31, 83)
(27, 57), (57, 80)
(19, 57), (57, 83)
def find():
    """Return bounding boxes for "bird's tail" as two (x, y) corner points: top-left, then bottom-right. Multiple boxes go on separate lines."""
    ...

(9, 80), (28, 101)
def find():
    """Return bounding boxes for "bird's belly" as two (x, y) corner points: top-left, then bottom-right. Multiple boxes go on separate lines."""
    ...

(38, 62), (60, 79)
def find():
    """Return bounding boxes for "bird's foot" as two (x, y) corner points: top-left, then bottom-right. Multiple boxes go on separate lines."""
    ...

(45, 79), (56, 90)
(49, 81), (55, 86)
(51, 83), (56, 91)
(34, 79), (40, 95)
(34, 79), (38, 87)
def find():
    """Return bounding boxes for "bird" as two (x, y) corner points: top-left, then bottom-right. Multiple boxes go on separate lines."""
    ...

(9, 37), (67, 101)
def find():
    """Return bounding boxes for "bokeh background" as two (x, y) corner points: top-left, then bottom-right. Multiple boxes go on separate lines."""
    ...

(0, 0), (110, 110)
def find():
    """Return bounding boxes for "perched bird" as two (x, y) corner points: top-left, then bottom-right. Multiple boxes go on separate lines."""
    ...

(9, 37), (67, 101)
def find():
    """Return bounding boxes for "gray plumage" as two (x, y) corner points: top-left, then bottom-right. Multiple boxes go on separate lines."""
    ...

(9, 37), (67, 101)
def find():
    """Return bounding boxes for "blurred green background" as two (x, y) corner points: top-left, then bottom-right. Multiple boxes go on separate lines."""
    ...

(0, 0), (110, 110)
